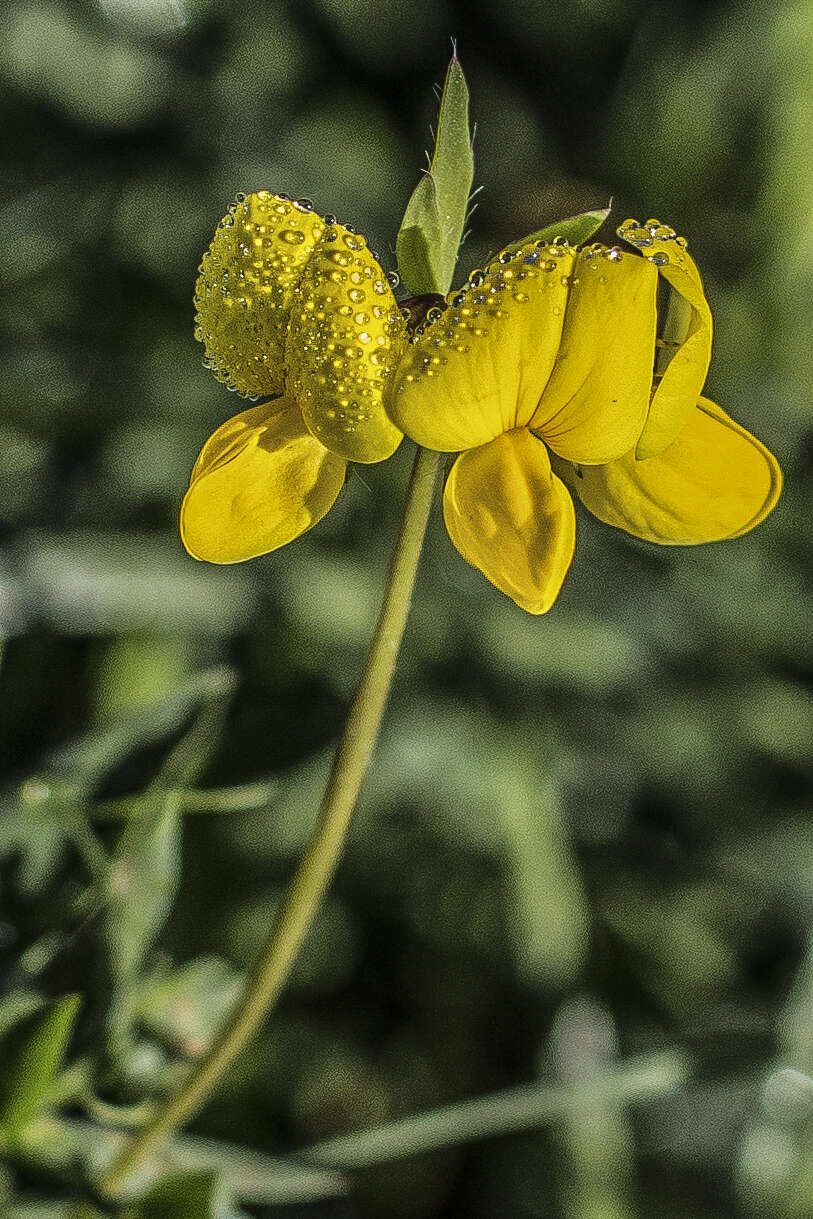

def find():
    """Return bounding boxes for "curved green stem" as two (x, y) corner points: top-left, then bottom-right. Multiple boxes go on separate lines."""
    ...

(97, 444), (441, 1201)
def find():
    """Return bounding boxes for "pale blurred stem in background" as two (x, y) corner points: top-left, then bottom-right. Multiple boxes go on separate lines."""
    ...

(97, 443), (441, 1201)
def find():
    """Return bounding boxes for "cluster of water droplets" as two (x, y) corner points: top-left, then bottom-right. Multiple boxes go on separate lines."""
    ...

(194, 191), (330, 398)
(193, 191), (405, 418)
(286, 221), (404, 446)
(393, 234), (632, 393)
(616, 217), (688, 268)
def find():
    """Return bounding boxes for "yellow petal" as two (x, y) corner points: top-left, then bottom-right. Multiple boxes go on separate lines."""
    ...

(286, 225), (405, 463)
(559, 397), (782, 545)
(194, 193), (326, 398)
(443, 428), (576, 614)
(531, 246), (658, 464)
(180, 398), (347, 563)
(618, 221), (713, 458)
(387, 242), (574, 451)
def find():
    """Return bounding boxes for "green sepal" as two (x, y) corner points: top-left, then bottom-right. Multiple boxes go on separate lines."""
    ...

(397, 55), (474, 295)
(396, 174), (443, 294)
(500, 205), (612, 258)
(0, 994), (81, 1143)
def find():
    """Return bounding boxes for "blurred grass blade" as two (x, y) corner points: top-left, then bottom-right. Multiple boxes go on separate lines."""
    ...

(0, 995), (80, 1143)
(494, 747), (590, 989)
(549, 997), (635, 1219)
(35, 1119), (347, 1205)
(299, 1049), (691, 1170)
(499, 205), (612, 258)
(90, 779), (277, 821)
(397, 54), (474, 294)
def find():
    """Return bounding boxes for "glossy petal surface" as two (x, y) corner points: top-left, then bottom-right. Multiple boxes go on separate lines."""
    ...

(532, 247), (658, 464)
(443, 428), (576, 613)
(194, 193), (326, 398)
(181, 399), (347, 563)
(388, 242), (574, 451)
(286, 225), (405, 463)
(618, 223), (714, 458)
(560, 397), (782, 545)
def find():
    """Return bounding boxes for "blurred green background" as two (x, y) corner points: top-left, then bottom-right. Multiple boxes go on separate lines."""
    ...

(1, 1), (812, 1216)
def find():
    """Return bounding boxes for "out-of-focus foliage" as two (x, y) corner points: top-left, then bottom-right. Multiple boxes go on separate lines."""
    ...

(0, 1), (810, 1217)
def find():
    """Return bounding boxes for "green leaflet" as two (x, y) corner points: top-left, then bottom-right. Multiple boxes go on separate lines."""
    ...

(0, 995), (80, 1144)
(499, 205), (612, 258)
(396, 56), (474, 295)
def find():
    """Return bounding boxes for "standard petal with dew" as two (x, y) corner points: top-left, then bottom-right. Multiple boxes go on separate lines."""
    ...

(531, 246), (658, 464)
(194, 193), (327, 398)
(180, 399), (347, 563)
(388, 241), (574, 451)
(443, 428), (576, 613)
(559, 397), (781, 545)
(286, 225), (406, 463)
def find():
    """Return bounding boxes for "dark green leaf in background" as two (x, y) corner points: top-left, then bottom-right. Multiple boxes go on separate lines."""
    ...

(124, 1170), (220, 1219)
(0, 995), (80, 1144)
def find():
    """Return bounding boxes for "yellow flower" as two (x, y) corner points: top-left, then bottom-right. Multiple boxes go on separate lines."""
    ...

(386, 219), (782, 613)
(181, 192), (406, 563)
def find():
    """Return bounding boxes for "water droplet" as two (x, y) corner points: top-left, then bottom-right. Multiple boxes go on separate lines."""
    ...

(295, 198), (314, 211)
(331, 251), (352, 266)
(552, 235), (570, 247)
(623, 225), (654, 248)
(647, 252), (670, 266)
(606, 247), (623, 261)
(344, 233), (366, 251)
(386, 270), (400, 288)
(348, 288), (365, 302)
(523, 250), (541, 266)
(279, 228), (305, 245)
(468, 269), (485, 286)
(513, 291), (529, 303)
(324, 213), (337, 224)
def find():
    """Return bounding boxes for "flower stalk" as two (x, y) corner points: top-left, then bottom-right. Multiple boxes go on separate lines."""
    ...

(97, 443), (440, 1201)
